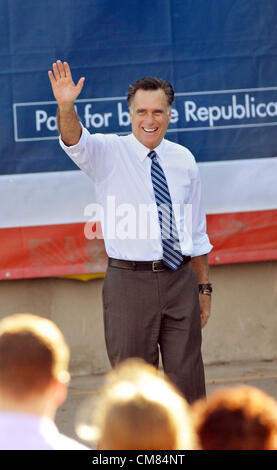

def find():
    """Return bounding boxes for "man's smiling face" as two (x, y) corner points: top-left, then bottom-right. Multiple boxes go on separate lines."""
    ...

(129, 88), (171, 150)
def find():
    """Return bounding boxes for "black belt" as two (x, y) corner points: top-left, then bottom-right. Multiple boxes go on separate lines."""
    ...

(108, 256), (191, 272)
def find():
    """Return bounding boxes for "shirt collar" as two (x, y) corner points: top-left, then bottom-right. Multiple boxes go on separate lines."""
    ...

(128, 133), (166, 162)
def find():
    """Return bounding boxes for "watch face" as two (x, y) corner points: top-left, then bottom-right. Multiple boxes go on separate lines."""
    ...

(199, 284), (212, 294)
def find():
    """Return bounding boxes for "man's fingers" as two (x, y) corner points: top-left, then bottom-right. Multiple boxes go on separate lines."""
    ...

(63, 62), (72, 79)
(57, 60), (66, 78)
(51, 60), (77, 83)
(52, 62), (61, 81)
(52, 60), (67, 80)
(48, 70), (56, 88)
(76, 76), (85, 92)
(201, 310), (210, 328)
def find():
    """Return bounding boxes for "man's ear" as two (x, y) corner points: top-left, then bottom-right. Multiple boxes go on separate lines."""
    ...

(47, 379), (67, 407)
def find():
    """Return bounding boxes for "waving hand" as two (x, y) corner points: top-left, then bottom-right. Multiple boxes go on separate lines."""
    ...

(48, 60), (85, 105)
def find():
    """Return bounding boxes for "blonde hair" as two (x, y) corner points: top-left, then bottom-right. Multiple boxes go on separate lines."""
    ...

(78, 358), (195, 450)
(0, 313), (70, 397)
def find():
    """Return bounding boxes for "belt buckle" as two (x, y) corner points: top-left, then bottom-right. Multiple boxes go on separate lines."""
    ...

(152, 260), (164, 272)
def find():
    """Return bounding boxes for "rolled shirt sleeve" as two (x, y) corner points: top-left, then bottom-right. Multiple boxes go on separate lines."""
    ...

(59, 124), (94, 178)
(190, 163), (213, 257)
(59, 124), (116, 183)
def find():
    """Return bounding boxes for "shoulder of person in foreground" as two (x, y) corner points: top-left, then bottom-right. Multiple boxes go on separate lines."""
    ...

(48, 430), (91, 450)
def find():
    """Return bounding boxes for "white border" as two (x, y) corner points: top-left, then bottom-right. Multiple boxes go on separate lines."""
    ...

(0, 157), (276, 228)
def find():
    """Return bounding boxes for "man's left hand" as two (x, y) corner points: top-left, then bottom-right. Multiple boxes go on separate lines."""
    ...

(199, 293), (211, 328)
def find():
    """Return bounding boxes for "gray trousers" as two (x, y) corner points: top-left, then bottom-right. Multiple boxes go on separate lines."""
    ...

(102, 260), (206, 404)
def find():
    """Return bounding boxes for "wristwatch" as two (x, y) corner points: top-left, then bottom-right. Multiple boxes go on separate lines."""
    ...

(198, 283), (213, 295)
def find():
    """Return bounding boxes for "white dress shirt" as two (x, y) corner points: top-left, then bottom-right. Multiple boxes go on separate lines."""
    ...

(0, 412), (89, 450)
(60, 125), (212, 261)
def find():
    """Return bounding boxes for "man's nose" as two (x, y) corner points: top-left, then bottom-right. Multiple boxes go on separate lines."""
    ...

(144, 114), (156, 125)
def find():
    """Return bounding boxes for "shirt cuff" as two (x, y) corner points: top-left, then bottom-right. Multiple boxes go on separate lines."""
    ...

(191, 235), (213, 257)
(59, 124), (87, 155)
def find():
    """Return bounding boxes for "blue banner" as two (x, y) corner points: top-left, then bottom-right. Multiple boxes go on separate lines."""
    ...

(2, 0), (277, 175)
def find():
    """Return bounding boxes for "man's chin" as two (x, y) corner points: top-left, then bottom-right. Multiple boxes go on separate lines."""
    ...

(140, 133), (161, 149)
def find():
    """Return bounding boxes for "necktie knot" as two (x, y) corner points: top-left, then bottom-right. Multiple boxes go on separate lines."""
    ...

(148, 150), (157, 161)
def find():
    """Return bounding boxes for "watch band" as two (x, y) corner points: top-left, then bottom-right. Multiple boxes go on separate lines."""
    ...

(198, 283), (213, 295)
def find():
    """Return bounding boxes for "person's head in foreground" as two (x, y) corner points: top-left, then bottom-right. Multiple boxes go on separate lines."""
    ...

(192, 385), (277, 450)
(0, 313), (70, 419)
(76, 358), (196, 450)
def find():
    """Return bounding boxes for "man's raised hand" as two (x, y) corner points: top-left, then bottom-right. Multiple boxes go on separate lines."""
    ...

(48, 60), (85, 106)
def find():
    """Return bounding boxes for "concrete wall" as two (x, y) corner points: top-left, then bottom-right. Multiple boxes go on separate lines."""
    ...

(203, 261), (277, 364)
(0, 261), (276, 375)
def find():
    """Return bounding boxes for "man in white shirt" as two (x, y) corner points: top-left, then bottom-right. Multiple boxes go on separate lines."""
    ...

(0, 313), (89, 450)
(48, 61), (213, 403)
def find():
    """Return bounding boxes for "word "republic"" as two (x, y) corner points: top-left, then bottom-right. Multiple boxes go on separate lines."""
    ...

(184, 93), (277, 127)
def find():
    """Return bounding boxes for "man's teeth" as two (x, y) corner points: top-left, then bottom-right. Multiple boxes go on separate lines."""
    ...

(143, 128), (158, 133)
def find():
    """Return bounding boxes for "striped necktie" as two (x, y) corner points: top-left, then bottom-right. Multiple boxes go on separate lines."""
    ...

(148, 150), (183, 271)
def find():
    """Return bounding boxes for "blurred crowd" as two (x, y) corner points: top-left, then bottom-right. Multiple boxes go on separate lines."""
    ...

(0, 313), (277, 451)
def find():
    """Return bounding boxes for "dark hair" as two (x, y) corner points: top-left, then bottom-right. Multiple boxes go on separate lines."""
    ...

(192, 385), (277, 450)
(127, 77), (174, 108)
